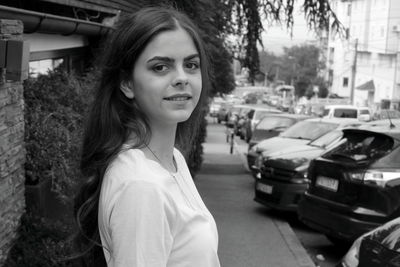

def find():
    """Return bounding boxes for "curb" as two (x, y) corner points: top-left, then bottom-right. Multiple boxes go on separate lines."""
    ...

(233, 139), (316, 267)
(273, 218), (316, 267)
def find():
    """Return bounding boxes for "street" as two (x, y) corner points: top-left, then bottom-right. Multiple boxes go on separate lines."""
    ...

(197, 118), (348, 267)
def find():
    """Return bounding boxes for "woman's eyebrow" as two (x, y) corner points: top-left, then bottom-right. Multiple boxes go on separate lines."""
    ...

(147, 56), (174, 63)
(147, 54), (199, 63)
(184, 54), (200, 61)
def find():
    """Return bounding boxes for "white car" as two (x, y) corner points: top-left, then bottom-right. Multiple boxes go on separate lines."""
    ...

(322, 105), (372, 122)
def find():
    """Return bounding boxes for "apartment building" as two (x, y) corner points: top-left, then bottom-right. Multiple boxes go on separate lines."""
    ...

(327, 0), (400, 111)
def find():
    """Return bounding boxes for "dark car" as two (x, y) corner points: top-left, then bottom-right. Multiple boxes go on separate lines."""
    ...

(338, 216), (400, 267)
(254, 129), (347, 211)
(298, 122), (400, 244)
(248, 114), (311, 150)
(247, 118), (361, 178)
(239, 106), (282, 143)
(247, 114), (311, 176)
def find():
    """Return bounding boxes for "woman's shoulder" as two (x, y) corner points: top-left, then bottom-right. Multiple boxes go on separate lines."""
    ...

(104, 148), (151, 183)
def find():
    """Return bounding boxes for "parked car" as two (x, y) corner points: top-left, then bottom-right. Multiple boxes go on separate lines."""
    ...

(338, 216), (400, 267)
(239, 106), (282, 142)
(322, 104), (372, 122)
(249, 114), (312, 150)
(298, 121), (400, 244)
(254, 127), (357, 211)
(247, 118), (362, 176)
(247, 114), (311, 176)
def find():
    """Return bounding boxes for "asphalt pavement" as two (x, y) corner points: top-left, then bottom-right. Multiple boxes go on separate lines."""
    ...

(194, 119), (316, 267)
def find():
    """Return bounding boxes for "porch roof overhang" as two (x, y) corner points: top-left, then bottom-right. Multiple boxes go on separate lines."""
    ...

(356, 80), (375, 92)
(0, 5), (114, 36)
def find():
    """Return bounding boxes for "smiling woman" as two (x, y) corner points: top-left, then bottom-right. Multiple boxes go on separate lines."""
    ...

(72, 6), (220, 267)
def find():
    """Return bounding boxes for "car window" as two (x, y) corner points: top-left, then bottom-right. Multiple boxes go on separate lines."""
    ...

(254, 110), (278, 120)
(323, 109), (330, 116)
(310, 130), (343, 147)
(256, 117), (295, 130)
(323, 131), (395, 162)
(333, 108), (358, 118)
(359, 109), (370, 115)
(281, 121), (338, 140)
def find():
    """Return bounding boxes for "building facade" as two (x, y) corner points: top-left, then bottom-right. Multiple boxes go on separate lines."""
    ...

(327, 0), (400, 111)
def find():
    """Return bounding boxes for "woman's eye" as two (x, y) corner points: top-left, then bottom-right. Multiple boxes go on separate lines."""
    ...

(185, 62), (200, 70)
(152, 64), (168, 72)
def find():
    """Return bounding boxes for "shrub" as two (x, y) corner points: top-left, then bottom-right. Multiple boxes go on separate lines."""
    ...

(24, 69), (95, 201)
(4, 212), (78, 267)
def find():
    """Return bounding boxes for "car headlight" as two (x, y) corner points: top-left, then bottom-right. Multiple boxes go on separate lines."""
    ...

(249, 145), (258, 154)
(348, 169), (400, 188)
(255, 155), (263, 169)
(341, 237), (362, 267)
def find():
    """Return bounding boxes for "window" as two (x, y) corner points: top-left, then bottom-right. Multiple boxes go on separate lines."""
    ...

(333, 109), (358, 118)
(256, 117), (295, 131)
(281, 121), (338, 140)
(343, 77), (349, 87)
(29, 58), (64, 77)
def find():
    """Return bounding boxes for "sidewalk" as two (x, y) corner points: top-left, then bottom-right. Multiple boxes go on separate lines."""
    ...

(195, 122), (316, 267)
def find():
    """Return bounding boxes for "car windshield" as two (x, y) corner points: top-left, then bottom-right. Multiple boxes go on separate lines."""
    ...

(333, 108), (358, 118)
(256, 117), (295, 131)
(359, 109), (370, 115)
(281, 121), (338, 140)
(254, 110), (279, 120)
(309, 130), (343, 148)
(323, 131), (395, 162)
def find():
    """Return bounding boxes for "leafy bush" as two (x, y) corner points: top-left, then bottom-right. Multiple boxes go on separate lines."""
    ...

(4, 213), (78, 267)
(24, 69), (95, 200)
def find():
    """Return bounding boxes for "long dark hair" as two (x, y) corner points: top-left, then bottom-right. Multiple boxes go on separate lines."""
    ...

(73, 6), (210, 265)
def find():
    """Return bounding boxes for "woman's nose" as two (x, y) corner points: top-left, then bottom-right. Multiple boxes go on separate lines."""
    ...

(172, 67), (189, 88)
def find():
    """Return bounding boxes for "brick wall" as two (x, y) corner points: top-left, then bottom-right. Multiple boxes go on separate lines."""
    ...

(0, 20), (26, 265)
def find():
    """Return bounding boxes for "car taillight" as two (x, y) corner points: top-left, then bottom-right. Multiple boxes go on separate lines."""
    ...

(348, 170), (400, 188)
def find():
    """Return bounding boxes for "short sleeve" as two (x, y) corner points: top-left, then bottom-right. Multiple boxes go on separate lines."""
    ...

(108, 181), (177, 267)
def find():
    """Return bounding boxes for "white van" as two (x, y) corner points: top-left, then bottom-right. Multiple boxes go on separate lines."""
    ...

(322, 105), (372, 122)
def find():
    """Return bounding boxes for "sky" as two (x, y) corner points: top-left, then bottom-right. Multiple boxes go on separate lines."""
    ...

(260, 4), (317, 54)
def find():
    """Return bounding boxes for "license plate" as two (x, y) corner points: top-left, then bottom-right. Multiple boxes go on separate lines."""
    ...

(257, 183), (273, 194)
(316, 176), (339, 192)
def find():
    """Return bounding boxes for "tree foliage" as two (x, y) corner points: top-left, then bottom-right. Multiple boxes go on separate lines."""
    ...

(166, 0), (236, 96)
(223, 0), (342, 84)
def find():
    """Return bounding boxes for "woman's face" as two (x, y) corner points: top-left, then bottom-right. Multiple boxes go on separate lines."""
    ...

(125, 26), (202, 127)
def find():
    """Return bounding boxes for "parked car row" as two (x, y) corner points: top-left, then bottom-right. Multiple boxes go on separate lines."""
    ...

(251, 118), (400, 265)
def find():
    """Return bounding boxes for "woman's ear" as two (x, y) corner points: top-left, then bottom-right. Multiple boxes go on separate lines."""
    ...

(120, 81), (135, 99)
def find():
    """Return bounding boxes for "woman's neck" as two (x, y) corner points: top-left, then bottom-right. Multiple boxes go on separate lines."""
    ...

(145, 123), (177, 172)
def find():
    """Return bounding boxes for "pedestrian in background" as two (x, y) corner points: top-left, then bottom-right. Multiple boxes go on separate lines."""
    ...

(73, 6), (220, 267)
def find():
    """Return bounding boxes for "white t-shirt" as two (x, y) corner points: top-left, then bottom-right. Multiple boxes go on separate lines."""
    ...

(98, 148), (220, 267)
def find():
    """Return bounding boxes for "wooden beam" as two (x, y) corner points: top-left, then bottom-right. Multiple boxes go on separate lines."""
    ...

(39, 0), (120, 14)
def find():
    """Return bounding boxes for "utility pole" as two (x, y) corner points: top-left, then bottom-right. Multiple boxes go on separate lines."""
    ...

(350, 38), (358, 105)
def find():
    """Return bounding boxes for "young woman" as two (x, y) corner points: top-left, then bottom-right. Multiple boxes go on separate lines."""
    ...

(74, 6), (220, 267)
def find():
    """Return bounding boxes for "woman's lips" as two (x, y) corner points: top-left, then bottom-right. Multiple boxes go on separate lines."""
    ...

(164, 95), (192, 101)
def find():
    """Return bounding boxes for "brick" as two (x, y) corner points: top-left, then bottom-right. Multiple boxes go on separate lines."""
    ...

(0, 20), (23, 35)
(0, 19), (25, 266)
